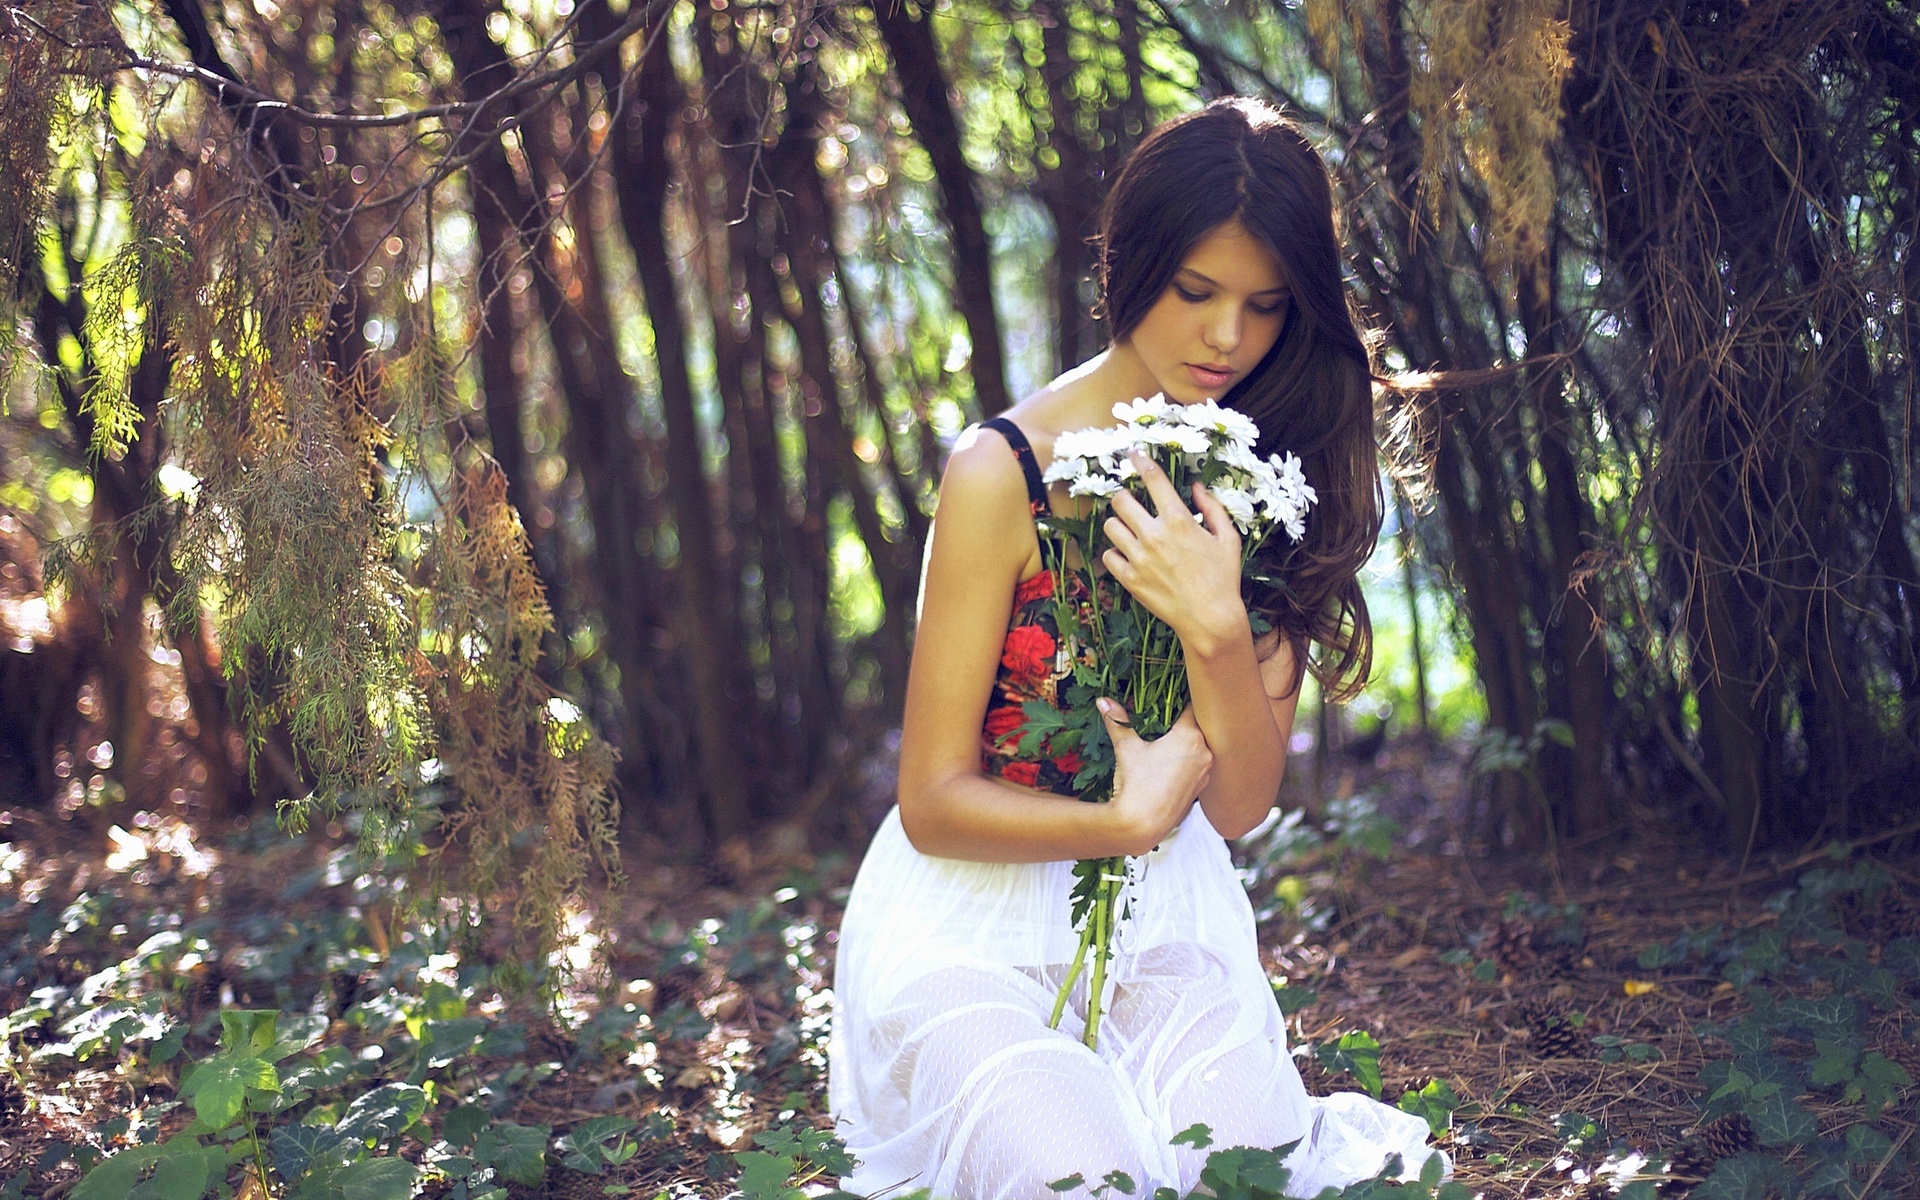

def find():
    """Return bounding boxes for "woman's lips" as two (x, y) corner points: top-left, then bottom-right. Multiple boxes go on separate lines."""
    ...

(1186, 363), (1234, 390)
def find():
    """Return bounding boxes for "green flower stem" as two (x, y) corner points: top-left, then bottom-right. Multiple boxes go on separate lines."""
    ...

(1083, 869), (1115, 1049)
(1049, 915), (1096, 1030)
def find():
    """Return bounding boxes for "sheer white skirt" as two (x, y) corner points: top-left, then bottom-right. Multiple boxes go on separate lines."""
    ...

(827, 804), (1445, 1199)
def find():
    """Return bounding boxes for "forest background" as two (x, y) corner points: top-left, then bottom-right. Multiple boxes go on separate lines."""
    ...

(2, 0), (1919, 1196)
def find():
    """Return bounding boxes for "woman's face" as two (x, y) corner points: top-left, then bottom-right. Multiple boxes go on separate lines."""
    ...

(1118, 219), (1291, 404)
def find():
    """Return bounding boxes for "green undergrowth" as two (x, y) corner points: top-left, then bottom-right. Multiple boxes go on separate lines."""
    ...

(0, 823), (841, 1198)
(5, 813), (1919, 1200)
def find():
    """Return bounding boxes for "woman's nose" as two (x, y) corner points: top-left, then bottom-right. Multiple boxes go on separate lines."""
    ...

(1203, 305), (1242, 355)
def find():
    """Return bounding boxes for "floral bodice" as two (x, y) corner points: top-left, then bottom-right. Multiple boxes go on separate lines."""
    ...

(980, 568), (1092, 795)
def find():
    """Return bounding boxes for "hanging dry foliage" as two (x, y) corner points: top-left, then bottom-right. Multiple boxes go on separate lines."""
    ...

(1410, 0), (1573, 282)
(3, 0), (620, 983)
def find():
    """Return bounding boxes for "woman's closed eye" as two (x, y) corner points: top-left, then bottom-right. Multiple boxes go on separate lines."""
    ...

(1174, 284), (1288, 315)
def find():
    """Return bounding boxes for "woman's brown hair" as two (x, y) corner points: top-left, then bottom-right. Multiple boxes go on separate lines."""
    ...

(1095, 97), (1380, 700)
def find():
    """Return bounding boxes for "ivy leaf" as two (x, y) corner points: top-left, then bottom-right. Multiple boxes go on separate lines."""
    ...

(411, 1017), (487, 1080)
(180, 1052), (279, 1130)
(736, 1151), (799, 1200)
(1169, 1123), (1213, 1149)
(338, 1084), (428, 1146)
(269, 1124), (348, 1181)
(330, 1158), (419, 1200)
(1396, 1078), (1460, 1137)
(1853, 1050), (1911, 1116)
(1741, 1088), (1816, 1147)
(1315, 1031), (1384, 1098)
(471, 1122), (550, 1187)
(558, 1115), (636, 1153)
(72, 1146), (165, 1200)
(290, 1157), (419, 1200)
(440, 1104), (487, 1149)
(1047, 1174), (1085, 1193)
(1808, 1038), (1858, 1087)
(1846, 1122), (1895, 1163)
(1691, 1153), (1790, 1200)
(217, 1010), (280, 1057)
(1102, 1170), (1136, 1195)
(126, 1144), (225, 1200)
(265, 1013), (329, 1063)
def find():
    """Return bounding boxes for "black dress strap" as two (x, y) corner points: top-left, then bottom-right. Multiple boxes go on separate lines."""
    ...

(981, 417), (1050, 517)
(980, 417), (1059, 567)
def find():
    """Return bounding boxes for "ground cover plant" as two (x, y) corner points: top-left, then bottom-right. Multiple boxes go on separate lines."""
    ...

(4, 740), (1917, 1199)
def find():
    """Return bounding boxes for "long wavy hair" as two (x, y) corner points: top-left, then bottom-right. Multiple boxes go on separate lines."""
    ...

(1095, 97), (1380, 700)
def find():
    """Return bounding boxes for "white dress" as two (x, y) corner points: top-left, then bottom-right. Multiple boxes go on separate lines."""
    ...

(827, 802), (1447, 1198)
(828, 419), (1444, 1197)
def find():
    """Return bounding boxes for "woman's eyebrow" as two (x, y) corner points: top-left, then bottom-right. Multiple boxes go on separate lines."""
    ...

(1178, 268), (1290, 296)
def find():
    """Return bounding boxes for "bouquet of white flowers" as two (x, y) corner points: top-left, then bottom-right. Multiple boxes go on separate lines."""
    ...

(1004, 395), (1315, 1048)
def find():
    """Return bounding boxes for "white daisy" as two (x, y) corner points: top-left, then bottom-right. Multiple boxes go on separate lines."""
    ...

(1113, 394), (1174, 426)
(1218, 439), (1265, 474)
(1136, 422), (1212, 455)
(1175, 399), (1261, 450)
(1211, 485), (1259, 533)
(1051, 426), (1109, 464)
(1068, 474), (1124, 498)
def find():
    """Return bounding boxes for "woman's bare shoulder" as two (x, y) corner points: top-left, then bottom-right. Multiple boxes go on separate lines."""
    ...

(936, 424), (1031, 523)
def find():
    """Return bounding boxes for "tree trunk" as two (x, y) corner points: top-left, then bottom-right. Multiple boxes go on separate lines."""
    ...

(475, 38), (695, 831)
(869, 0), (1013, 416)
(600, 25), (757, 838)
(1031, 0), (1102, 373)
(1514, 257), (1613, 839)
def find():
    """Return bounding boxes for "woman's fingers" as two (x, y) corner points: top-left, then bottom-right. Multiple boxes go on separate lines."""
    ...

(1108, 486), (1152, 532)
(1191, 483), (1238, 544)
(1103, 514), (1142, 558)
(1128, 450), (1190, 519)
(1097, 698), (1140, 744)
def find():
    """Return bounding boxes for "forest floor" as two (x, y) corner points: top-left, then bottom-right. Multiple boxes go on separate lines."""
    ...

(3, 736), (1919, 1198)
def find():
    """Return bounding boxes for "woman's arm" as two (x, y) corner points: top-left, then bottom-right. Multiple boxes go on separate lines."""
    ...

(1099, 452), (1299, 839)
(896, 432), (1208, 862)
(1185, 626), (1300, 839)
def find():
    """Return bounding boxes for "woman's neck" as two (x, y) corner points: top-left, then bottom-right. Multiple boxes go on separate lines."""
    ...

(1024, 343), (1161, 434)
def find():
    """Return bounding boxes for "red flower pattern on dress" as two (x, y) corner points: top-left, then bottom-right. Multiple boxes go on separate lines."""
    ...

(1000, 760), (1041, 788)
(1000, 625), (1056, 686)
(983, 702), (1026, 748)
(981, 568), (1088, 796)
(1013, 570), (1055, 607)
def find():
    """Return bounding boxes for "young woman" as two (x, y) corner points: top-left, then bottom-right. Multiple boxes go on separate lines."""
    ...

(827, 98), (1444, 1198)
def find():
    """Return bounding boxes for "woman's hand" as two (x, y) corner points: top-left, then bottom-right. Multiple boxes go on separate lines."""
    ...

(1101, 700), (1211, 854)
(1101, 450), (1247, 652)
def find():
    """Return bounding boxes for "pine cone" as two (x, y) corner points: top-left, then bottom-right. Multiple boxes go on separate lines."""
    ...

(1663, 1141), (1714, 1189)
(1539, 932), (1587, 979)
(0, 1073), (27, 1123)
(529, 1022), (579, 1065)
(1887, 892), (1920, 941)
(329, 970), (367, 1016)
(187, 961), (227, 1018)
(545, 1166), (608, 1200)
(1694, 1112), (1754, 1161)
(1483, 917), (1539, 974)
(1514, 999), (1585, 1058)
